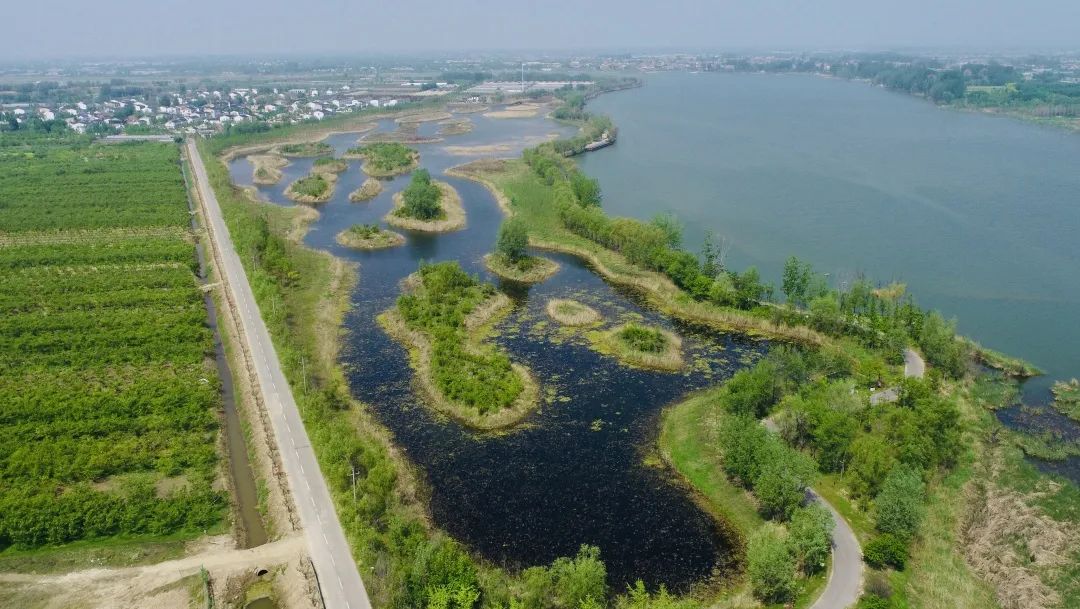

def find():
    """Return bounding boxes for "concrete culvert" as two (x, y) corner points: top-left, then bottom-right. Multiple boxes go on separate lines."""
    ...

(255, 568), (269, 577)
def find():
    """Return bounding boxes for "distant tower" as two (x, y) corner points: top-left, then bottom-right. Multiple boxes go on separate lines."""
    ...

(521, 63), (525, 95)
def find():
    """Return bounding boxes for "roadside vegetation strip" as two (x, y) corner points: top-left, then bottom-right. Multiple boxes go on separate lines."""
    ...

(348, 177), (383, 202)
(545, 298), (602, 326)
(0, 135), (225, 553)
(378, 261), (539, 430)
(248, 154), (289, 185)
(588, 322), (684, 371)
(335, 224), (405, 250)
(344, 142), (419, 177)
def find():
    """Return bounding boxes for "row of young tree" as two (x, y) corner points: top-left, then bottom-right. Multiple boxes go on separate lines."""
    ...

(0, 135), (226, 551)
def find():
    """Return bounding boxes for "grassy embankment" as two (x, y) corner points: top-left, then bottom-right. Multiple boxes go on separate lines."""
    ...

(377, 261), (539, 430)
(345, 142), (419, 177)
(545, 299), (602, 326)
(349, 178), (383, 202)
(335, 224), (405, 250)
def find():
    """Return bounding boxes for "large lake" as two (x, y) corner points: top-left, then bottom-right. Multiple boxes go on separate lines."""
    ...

(581, 72), (1080, 388)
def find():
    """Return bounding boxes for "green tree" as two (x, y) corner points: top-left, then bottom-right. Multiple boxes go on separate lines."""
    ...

(550, 545), (608, 609)
(755, 447), (817, 520)
(496, 217), (529, 263)
(746, 527), (797, 603)
(874, 465), (925, 541)
(650, 212), (682, 248)
(401, 169), (442, 220)
(782, 256), (809, 306)
(571, 173), (602, 207)
(788, 504), (834, 574)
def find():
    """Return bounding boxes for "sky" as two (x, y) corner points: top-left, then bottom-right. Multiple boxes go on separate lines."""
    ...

(5, 0), (1080, 58)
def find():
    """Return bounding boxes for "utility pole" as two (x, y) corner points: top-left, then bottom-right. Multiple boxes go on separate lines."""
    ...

(350, 463), (357, 502)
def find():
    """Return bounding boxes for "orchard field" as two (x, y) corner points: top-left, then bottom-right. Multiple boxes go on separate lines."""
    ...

(0, 136), (224, 552)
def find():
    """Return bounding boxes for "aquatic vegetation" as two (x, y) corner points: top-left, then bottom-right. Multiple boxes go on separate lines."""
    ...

(1051, 379), (1080, 422)
(380, 261), (537, 429)
(545, 299), (602, 326)
(335, 224), (405, 250)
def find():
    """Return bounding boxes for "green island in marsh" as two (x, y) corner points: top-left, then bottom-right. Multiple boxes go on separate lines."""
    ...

(248, 153), (289, 185)
(377, 261), (538, 430)
(276, 140), (333, 158)
(345, 142), (420, 176)
(284, 171), (336, 204)
(484, 217), (558, 283)
(545, 298), (602, 326)
(335, 224), (405, 250)
(348, 177), (383, 202)
(385, 169), (465, 232)
(311, 156), (348, 174)
(588, 322), (684, 372)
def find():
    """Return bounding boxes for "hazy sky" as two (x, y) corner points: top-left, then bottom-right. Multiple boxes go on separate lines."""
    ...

(6, 0), (1080, 58)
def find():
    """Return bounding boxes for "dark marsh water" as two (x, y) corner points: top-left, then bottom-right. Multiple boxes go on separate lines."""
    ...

(228, 111), (763, 589)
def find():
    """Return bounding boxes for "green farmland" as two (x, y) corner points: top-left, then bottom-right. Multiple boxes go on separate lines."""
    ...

(0, 137), (224, 553)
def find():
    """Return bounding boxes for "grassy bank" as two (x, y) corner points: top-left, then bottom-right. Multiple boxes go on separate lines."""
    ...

(284, 171), (336, 204)
(345, 142), (419, 177)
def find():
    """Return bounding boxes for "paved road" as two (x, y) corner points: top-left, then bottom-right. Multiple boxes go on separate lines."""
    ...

(759, 418), (862, 608)
(904, 347), (926, 379)
(187, 140), (370, 609)
(807, 490), (863, 609)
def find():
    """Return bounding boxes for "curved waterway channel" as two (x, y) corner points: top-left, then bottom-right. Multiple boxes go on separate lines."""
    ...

(228, 111), (766, 589)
